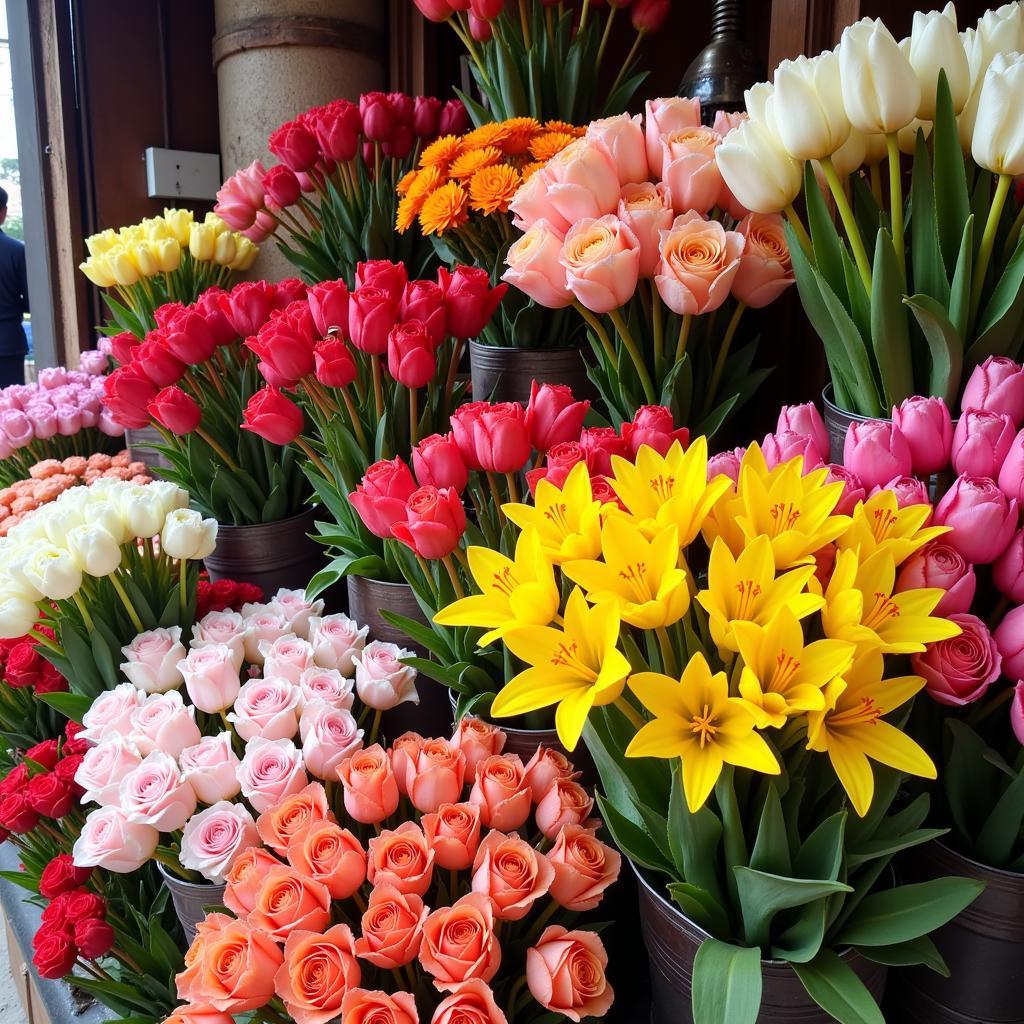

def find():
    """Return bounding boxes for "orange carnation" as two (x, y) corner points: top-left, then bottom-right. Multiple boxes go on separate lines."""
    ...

(256, 782), (333, 855)
(405, 165), (442, 201)
(396, 169), (418, 195)
(462, 123), (509, 150)
(396, 193), (425, 233)
(274, 924), (361, 1024)
(469, 165), (521, 215)
(419, 182), (470, 236)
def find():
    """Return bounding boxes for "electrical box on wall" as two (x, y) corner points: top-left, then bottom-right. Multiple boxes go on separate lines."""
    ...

(144, 147), (221, 201)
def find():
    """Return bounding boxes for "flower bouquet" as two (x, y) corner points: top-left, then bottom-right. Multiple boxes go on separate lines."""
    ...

(715, 6), (1024, 417)
(0, 363), (125, 487)
(504, 101), (793, 433)
(433, 431), (986, 1021)
(411, 0), (669, 125)
(80, 209), (258, 339)
(215, 92), (466, 286)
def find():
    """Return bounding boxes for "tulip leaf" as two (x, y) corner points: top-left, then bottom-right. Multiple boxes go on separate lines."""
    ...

(870, 228), (914, 408)
(667, 883), (731, 937)
(857, 935), (950, 977)
(909, 127), (949, 305)
(945, 719), (1001, 844)
(902, 293), (963, 405)
(595, 792), (673, 875)
(804, 161), (849, 307)
(668, 766), (727, 905)
(969, 233), (1024, 365)
(975, 765), (1024, 867)
(56, 621), (104, 697)
(692, 939), (762, 1024)
(948, 214), (974, 342)
(931, 71), (971, 275)
(792, 950), (885, 1024)
(749, 784), (791, 877)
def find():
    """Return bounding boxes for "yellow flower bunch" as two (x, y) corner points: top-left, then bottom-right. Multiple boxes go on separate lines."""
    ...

(436, 441), (962, 817)
(395, 117), (584, 237)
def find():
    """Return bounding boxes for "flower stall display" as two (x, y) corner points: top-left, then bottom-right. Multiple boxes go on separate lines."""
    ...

(215, 92), (465, 286)
(504, 101), (793, 433)
(432, 433), (985, 1022)
(79, 209), (258, 338)
(715, 5), (1024, 421)
(0, 364), (125, 488)
(411, 0), (669, 124)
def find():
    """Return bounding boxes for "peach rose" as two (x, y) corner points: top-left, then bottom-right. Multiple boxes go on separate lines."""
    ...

(274, 924), (360, 1024)
(340, 989), (419, 1024)
(655, 211), (745, 315)
(451, 718), (506, 781)
(617, 182), (675, 278)
(548, 825), (621, 911)
(390, 732), (425, 797)
(163, 1006), (234, 1024)
(543, 138), (621, 225)
(431, 979), (508, 1024)
(471, 830), (554, 921)
(535, 779), (594, 840)
(175, 918), (283, 1013)
(508, 169), (573, 235)
(338, 744), (400, 824)
(419, 892), (501, 993)
(559, 216), (640, 314)
(367, 821), (435, 897)
(469, 754), (532, 832)
(354, 882), (428, 969)
(247, 864), (332, 941)
(661, 127), (725, 215)
(645, 96), (702, 177)
(255, 782), (334, 855)
(223, 847), (284, 918)
(526, 926), (614, 1022)
(586, 113), (648, 185)
(731, 213), (794, 308)
(422, 801), (482, 871)
(522, 746), (579, 802)
(502, 221), (573, 309)
(286, 819), (366, 899)
(406, 738), (467, 814)
(713, 109), (749, 135)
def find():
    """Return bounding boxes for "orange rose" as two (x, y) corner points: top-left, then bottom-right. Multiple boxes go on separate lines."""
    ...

(338, 743), (400, 824)
(162, 1005), (234, 1024)
(535, 779), (594, 840)
(654, 211), (744, 316)
(223, 849), (283, 918)
(247, 865), (332, 941)
(286, 819), (366, 899)
(419, 892), (501, 993)
(175, 918), (282, 1013)
(390, 731), (425, 797)
(470, 830), (553, 921)
(547, 825), (621, 911)
(367, 820), (435, 897)
(452, 717), (506, 780)
(340, 989), (419, 1024)
(273, 924), (360, 1024)
(522, 746), (578, 801)
(469, 754), (532, 832)
(431, 979), (508, 1024)
(406, 738), (467, 814)
(526, 925), (614, 1022)
(255, 782), (334, 855)
(354, 882), (428, 969)
(422, 801), (482, 871)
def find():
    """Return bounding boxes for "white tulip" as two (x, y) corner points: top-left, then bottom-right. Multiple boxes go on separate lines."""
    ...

(716, 118), (803, 214)
(0, 595), (40, 639)
(148, 481), (190, 520)
(839, 18), (921, 135)
(898, 118), (932, 155)
(66, 524), (123, 577)
(828, 127), (869, 177)
(85, 501), (129, 546)
(121, 485), (168, 539)
(861, 131), (889, 166)
(744, 81), (777, 128)
(959, 7), (1024, 148)
(972, 51), (1024, 175)
(161, 508), (218, 561)
(773, 51), (851, 160)
(908, 4), (970, 118)
(17, 542), (82, 601)
(43, 504), (85, 547)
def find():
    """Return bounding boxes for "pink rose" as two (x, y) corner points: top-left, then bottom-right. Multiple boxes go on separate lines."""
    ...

(843, 420), (913, 491)
(180, 732), (243, 804)
(81, 683), (144, 744)
(452, 718), (506, 781)
(655, 212), (744, 315)
(585, 113), (648, 184)
(523, 746), (578, 802)
(617, 183), (674, 278)
(259, 636), (316, 685)
(951, 408), (1016, 478)
(178, 644), (243, 714)
(542, 138), (621, 225)
(422, 802), (482, 871)
(731, 213), (793, 307)
(75, 736), (142, 807)
(405, 738), (467, 814)
(191, 611), (246, 667)
(559, 216), (640, 314)
(912, 613), (1000, 706)
(72, 806), (158, 873)
(120, 627), (186, 694)
(822, 464), (866, 515)
(242, 609), (291, 664)
(180, 801), (260, 883)
(645, 96), (702, 177)
(994, 530), (1024, 602)
(228, 678), (302, 742)
(961, 356), (1024, 424)
(526, 926), (614, 1022)
(120, 751), (198, 832)
(471, 830), (553, 921)
(266, 588), (324, 636)
(934, 475), (1018, 564)
(535, 779), (594, 839)
(338, 745), (400, 825)
(502, 221), (573, 308)
(430, 979), (506, 1024)
(129, 691), (201, 758)
(307, 614), (367, 674)
(469, 754), (532, 832)
(299, 701), (363, 779)
(354, 641), (418, 711)
(892, 396), (954, 475)
(896, 541), (977, 616)
(661, 126), (724, 215)
(238, 737), (308, 814)
(871, 475), (931, 511)
(297, 667), (355, 710)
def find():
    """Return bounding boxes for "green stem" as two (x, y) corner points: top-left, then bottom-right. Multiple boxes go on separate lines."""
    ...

(783, 203), (812, 255)
(1003, 198), (1024, 261)
(706, 302), (746, 413)
(651, 283), (664, 376)
(971, 172), (1013, 331)
(655, 626), (677, 678)
(595, 6), (615, 68)
(109, 573), (145, 633)
(675, 313), (692, 364)
(885, 132), (906, 280)
(369, 708), (383, 746)
(614, 695), (646, 733)
(340, 387), (369, 450)
(195, 427), (240, 472)
(573, 301), (616, 365)
(442, 555), (465, 599)
(71, 592), (94, 632)
(607, 29), (644, 102)
(371, 356), (384, 424)
(608, 307), (656, 403)
(820, 156), (872, 292)
(409, 386), (418, 447)
(487, 472), (506, 525)
(179, 556), (188, 624)
(869, 162), (884, 207)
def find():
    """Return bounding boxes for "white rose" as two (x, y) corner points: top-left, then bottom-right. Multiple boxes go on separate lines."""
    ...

(75, 736), (143, 807)
(267, 588), (325, 637)
(179, 802), (259, 883)
(353, 640), (418, 711)
(179, 732), (242, 804)
(191, 610), (246, 668)
(73, 806), (158, 873)
(120, 626), (186, 694)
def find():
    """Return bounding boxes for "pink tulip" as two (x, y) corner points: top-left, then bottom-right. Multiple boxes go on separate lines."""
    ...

(896, 540), (976, 616)
(961, 356), (1024, 425)
(994, 605), (1024, 683)
(933, 474), (1018, 564)
(998, 428), (1024, 504)
(951, 408), (1016, 478)
(891, 396), (953, 475)
(1011, 682), (1024, 745)
(508, 170), (572, 236)
(645, 97), (702, 178)
(503, 220), (573, 308)
(777, 402), (829, 460)
(560, 215), (640, 314)
(708, 448), (745, 484)
(214, 161), (267, 231)
(617, 183), (674, 278)
(662, 127), (725, 215)
(543, 138), (621, 226)
(994, 529), (1024, 601)
(843, 420), (912, 490)
(761, 430), (824, 471)
(526, 382), (590, 453)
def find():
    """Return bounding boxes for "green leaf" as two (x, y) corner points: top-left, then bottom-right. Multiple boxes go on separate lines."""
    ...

(837, 877), (985, 946)
(594, 792), (673, 874)
(975, 765), (1024, 867)
(749, 784), (791, 877)
(792, 949), (885, 1024)
(668, 768), (728, 907)
(846, 828), (947, 869)
(970, 233), (1024, 365)
(903, 293), (963, 406)
(947, 214), (974, 341)
(932, 70), (972, 276)
(909, 127), (949, 305)
(734, 867), (852, 948)
(35, 691), (92, 723)
(692, 939), (762, 1024)
(944, 719), (997, 843)
(855, 935), (949, 976)
(667, 882), (731, 937)
(378, 610), (455, 661)
(58, 622), (103, 697)
(870, 228), (914, 408)
(805, 160), (850, 308)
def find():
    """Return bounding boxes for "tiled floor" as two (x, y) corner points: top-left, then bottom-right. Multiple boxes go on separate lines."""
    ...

(0, 926), (27, 1024)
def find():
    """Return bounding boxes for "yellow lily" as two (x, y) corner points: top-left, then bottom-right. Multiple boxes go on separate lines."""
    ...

(503, 462), (602, 564)
(606, 437), (732, 544)
(492, 588), (631, 750)
(433, 525), (560, 645)
(822, 548), (961, 654)
(806, 649), (936, 816)
(835, 491), (949, 566)
(733, 607), (854, 729)
(627, 653), (780, 812)
(696, 536), (823, 652)
(562, 518), (690, 629)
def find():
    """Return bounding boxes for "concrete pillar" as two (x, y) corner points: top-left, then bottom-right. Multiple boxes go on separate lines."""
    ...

(213, 0), (387, 281)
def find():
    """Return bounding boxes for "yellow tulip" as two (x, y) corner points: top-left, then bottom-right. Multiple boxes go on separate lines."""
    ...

(85, 228), (119, 257)
(189, 222), (217, 261)
(230, 236), (259, 271)
(131, 241), (158, 278)
(107, 247), (140, 286)
(153, 237), (181, 273)
(163, 208), (194, 246)
(213, 231), (237, 266)
(79, 255), (116, 288)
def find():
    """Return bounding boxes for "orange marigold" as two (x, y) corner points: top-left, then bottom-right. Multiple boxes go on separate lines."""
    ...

(469, 164), (522, 215)
(405, 166), (443, 201)
(419, 134), (463, 169)
(449, 145), (502, 180)
(396, 169), (418, 195)
(529, 131), (575, 163)
(544, 119), (586, 138)
(395, 192), (427, 233)
(419, 182), (470, 235)
(499, 117), (542, 155)
(462, 123), (510, 150)
(520, 161), (546, 181)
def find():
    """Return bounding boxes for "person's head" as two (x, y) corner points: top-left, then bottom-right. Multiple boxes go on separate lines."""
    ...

(0, 187), (8, 226)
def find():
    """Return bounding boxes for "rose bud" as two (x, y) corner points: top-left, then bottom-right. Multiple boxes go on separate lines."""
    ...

(387, 320), (436, 388)
(354, 883), (428, 969)
(452, 717), (507, 781)
(523, 746), (577, 800)
(349, 286), (398, 355)
(242, 386), (304, 445)
(892, 396), (954, 475)
(400, 280), (447, 345)
(732, 213), (794, 306)
(354, 641), (418, 711)
(548, 824), (622, 912)
(473, 402), (532, 473)
(821, 464), (866, 515)
(268, 118), (320, 172)
(761, 429), (824, 471)
(962, 356), (1024, 425)
(348, 457), (417, 539)
(912, 613), (1001, 707)
(617, 183), (674, 277)
(527, 926), (614, 1021)
(933, 474), (1018, 564)
(995, 530), (1024, 602)
(896, 540), (976, 615)
(777, 402), (829, 460)
(470, 753), (532, 831)
(996, 605), (1024, 684)
(148, 386), (201, 436)
(621, 405), (688, 457)
(412, 432), (469, 493)
(314, 339), (357, 387)
(843, 420), (913, 490)
(307, 279), (350, 338)
(871, 475), (931, 510)
(39, 854), (90, 899)
(32, 930), (77, 980)
(391, 485), (467, 560)
(439, 265), (507, 339)
(998, 428), (1024, 504)
(526, 382), (590, 453)
(951, 408), (1016, 478)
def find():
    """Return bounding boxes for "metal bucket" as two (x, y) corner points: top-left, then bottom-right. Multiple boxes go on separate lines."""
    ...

(158, 863), (226, 945)
(469, 342), (595, 405)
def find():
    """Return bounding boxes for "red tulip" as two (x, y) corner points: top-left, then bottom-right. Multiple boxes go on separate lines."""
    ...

(349, 457), (418, 538)
(268, 119), (320, 172)
(400, 280), (447, 345)
(148, 386), (201, 436)
(102, 366), (158, 429)
(132, 337), (186, 388)
(392, 486), (467, 559)
(349, 286), (398, 355)
(413, 0), (454, 21)
(223, 281), (277, 337)
(263, 165), (301, 208)
(360, 92), (394, 143)
(526, 382), (590, 452)
(413, 96), (442, 138)
(383, 124), (415, 159)
(194, 287), (238, 346)
(242, 386), (304, 445)
(474, 402), (532, 473)
(108, 330), (141, 366)
(450, 401), (490, 471)
(388, 321), (436, 388)
(579, 426), (628, 476)
(162, 309), (218, 365)
(438, 99), (470, 136)
(469, 12), (493, 39)
(413, 432), (469, 493)
(621, 405), (688, 457)
(308, 99), (361, 163)
(632, 0), (670, 33)
(438, 266), (507, 339)
(244, 301), (317, 385)
(273, 278), (308, 308)
(307, 280), (350, 339)
(356, 261), (409, 302)
(470, 0), (504, 19)
(314, 339), (357, 388)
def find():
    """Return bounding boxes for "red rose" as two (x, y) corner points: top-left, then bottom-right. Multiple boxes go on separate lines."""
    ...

(40, 856), (91, 899)
(194, 287), (238, 346)
(263, 165), (301, 208)
(590, 474), (621, 506)
(621, 405), (689, 456)
(349, 286), (398, 355)
(236, 583), (264, 606)
(579, 426), (629, 476)
(28, 773), (73, 819)
(308, 280), (350, 338)
(65, 889), (106, 921)
(74, 917), (115, 960)
(62, 737), (88, 757)
(356, 261), (409, 303)
(5, 642), (44, 688)
(41, 893), (72, 928)
(392, 486), (467, 559)
(0, 763), (28, 798)
(148, 386), (201, 436)
(54, 755), (85, 792)
(102, 365), (159, 429)
(108, 331), (141, 366)
(474, 402), (532, 473)
(349, 457), (418, 539)
(439, 266), (507, 339)
(438, 99), (470, 136)
(65, 721), (85, 742)
(360, 92), (394, 143)
(25, 740), (59, 770)
(162, 309), (218, 365)
(0, 792), (39, 833)
(34, 663), (69, 694)
(526, 382), (590, 452)
(450, 402), (490, 471)
(269, 119), (320, 172)
(388, 321), (436, 388)
(132, 336), (186, 388)
(308, 99), (361, 163)
(242, 387), (305, 445)
(314, 339), (357, 388)
(32, 928), (77, 980)
(222, 281), (277, 337)
(400, 280), (447, 345)
(413, 96), (442, 138)
(412, 432), (468, 492)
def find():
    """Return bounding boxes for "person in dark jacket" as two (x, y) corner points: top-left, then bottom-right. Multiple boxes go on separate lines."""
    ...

(0, 186), (28, 387)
